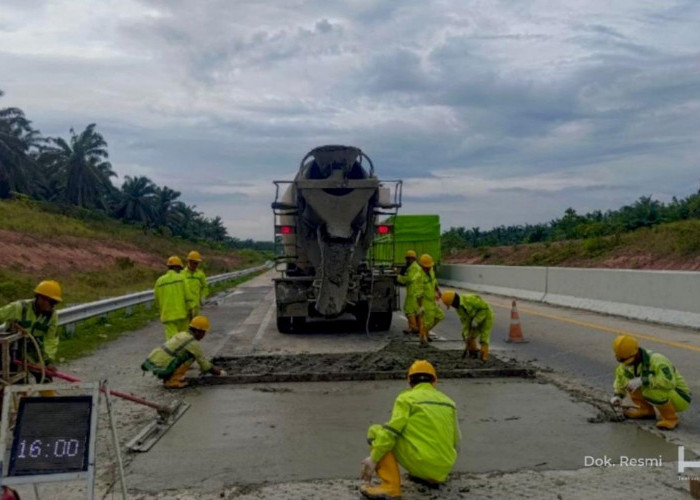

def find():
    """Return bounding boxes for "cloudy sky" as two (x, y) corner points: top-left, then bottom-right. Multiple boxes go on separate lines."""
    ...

(1, 0), (699, 240)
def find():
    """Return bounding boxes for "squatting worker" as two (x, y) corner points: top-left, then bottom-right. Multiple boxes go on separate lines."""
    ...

(360, 360), (460, 500)
(0, 280), (62, 395)
(418, 253), (444, 346)
(610, 335), (691, 430)
(154, 255), (196, 339)
(184, 250), (208, 317)
(396, 250), (423, 335)
(441, 290), (493, 362)
(141, 315), (226, 388)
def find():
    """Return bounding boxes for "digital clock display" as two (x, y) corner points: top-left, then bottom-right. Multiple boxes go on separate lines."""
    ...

(8, 396), (93, 476)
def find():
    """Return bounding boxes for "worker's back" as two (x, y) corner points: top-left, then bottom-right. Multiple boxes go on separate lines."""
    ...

(394, 383), (459, 482)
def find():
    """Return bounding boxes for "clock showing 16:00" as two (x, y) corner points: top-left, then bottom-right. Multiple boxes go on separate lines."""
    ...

(9, 396), (93, 476)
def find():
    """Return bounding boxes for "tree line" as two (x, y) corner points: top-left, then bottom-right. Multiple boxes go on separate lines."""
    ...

(442, 191), (700, 252)
(0, 90), (272, 251)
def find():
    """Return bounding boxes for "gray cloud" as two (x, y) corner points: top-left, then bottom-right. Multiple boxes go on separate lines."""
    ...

(1, 0), (699, 239)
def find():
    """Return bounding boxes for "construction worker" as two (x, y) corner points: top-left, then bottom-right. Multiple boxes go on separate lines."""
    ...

(361, 360), (460, 499)
(0, 280), (62, 396)
(154, 256), (196, 339)
(418, 254), (444, 345)
(610, 335), (691, 430)
(441, 290), (493, 362)
(184, 250), (209, 317)
(396, 250), (424, 334)
(141, 315), (226, 388)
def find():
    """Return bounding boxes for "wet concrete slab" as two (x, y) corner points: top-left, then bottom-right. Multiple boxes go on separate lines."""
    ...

(126, 378), (678, 494)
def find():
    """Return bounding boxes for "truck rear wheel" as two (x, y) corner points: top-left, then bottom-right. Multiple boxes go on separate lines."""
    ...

(277, 316), (292, 333)
(371, 311), (393, 331)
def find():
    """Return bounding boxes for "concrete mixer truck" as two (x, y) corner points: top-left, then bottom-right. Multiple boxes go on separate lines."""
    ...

(271, 145), (402, 333)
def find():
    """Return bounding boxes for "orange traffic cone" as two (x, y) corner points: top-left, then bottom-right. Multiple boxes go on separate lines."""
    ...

(506, 300), (528, 343)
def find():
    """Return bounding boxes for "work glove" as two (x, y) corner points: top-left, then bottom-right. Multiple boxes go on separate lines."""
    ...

(626, 377), (643, 392)
(480, 344), (489, 362)
(360, 456), (376, 483)
(471, 318), (480, 329)
(218, 369), (227, 377)
(417, 306), (425, 316)
(609, 396), (622, 407)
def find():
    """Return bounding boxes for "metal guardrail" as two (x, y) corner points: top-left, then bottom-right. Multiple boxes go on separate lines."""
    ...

(1, 262), (272, 331)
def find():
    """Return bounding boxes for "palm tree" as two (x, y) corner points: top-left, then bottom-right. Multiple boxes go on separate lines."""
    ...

(41, 124), (116, 208)
(0, 90), (42, 198)
(153, 186), (182, 228)
(113, 176), (157, 224)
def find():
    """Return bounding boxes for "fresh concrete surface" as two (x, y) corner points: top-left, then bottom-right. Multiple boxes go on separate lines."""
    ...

(126, 379), (678, 493)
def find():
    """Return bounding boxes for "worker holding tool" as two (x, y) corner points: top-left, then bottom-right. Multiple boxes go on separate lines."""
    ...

(610, 335), (691, 430)
(0, 280), (62, 378)
(418, 254), (443, 345)
(441, 290), (493, 362)
(360, 360), (460, 499)
(396, 250), (424, 335)
(154, 255), (196, 339)
(141, 315), (226, 388)
(184, 250), (208, 317)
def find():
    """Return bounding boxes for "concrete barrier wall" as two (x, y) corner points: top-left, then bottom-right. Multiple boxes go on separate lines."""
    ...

(438, 264), (700, 329)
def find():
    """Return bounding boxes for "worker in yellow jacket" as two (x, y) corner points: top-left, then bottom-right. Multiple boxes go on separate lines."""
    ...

(418, 254), (444, 345)
(396, 250), (423, 334)
(141, 315), (226, 388)
(0, 280), (62, 396)
(441, 290), (493, 362)
(154, 256), (196, 339)
(361, 360), (460, 499)
(184, 250), (209, 317)
(610, 335), (691, 430)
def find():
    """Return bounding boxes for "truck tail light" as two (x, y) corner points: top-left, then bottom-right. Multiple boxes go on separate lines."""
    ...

(376, 225), (392, 235)
(276, 225), (295, 235)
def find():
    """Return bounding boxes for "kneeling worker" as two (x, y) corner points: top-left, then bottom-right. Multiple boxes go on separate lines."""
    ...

(141, 315), (226, 388)
(610, 335), (691, 430)
(441, 290), (493, 362)
(361, 360), (460, 499)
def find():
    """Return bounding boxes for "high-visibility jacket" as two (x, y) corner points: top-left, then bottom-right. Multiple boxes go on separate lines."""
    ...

(613, 348), (691, 411)
(455, 293), (493, 345)
(0, 299), (59, 364)
(141, 331), (213, 377)
(421, 268), (444, 328)
(154, 270), (195, 322)
(0, 299), (58, 364)
(368, 383), (460, 482)
(184, 268), (208, 306)
(397, 261), (424, 315)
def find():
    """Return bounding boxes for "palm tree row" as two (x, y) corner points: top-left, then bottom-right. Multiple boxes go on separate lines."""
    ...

(0, 90), (233, 244)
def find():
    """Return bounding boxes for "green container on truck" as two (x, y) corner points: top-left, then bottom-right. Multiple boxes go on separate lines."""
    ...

(372, 214), (441, 266)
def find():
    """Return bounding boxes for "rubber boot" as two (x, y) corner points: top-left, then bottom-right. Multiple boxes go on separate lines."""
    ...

(164, 363), (191, 389)
(624, 389), (656, 419)
(418, 322), (429, 347)
(467, 337), (479, 358)
(655, 401), (679, 430)
(360, 452), (402, 500)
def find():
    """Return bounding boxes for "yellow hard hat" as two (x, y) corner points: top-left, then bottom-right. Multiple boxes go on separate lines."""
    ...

(189, 315), (210, 332)
(612, 335), (639, 364)
(166, 255), (183, 268)
(187, 250), (202, 262)
(441, 290), (456, 308)
(407, 359), (437, 383)
(405, 250), (417, 259)
(34, 280), (62, 302)
(418, 254), (434, 268)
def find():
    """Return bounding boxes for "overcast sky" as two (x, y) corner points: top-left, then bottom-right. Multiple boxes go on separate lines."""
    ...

(1, 0), (699, 240)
